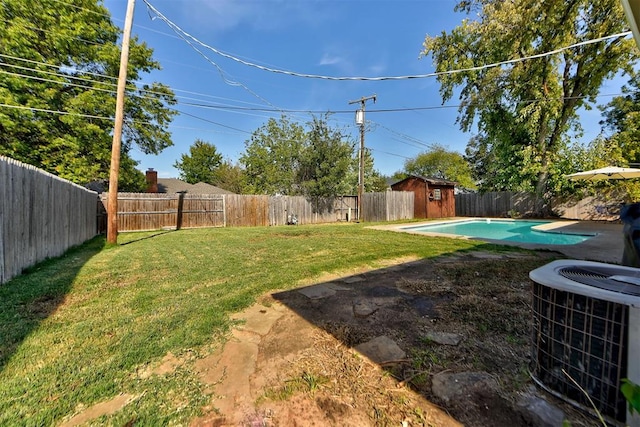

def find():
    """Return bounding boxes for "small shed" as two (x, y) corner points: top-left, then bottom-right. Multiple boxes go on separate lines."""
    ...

(391, 175), (456, 219)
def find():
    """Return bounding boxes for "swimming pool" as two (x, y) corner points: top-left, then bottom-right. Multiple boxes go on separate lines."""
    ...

(402, 219), (595, 245)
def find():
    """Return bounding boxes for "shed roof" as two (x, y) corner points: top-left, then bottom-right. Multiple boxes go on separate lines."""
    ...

(157, 178), (235, 194)
(391, 175), (457, 187)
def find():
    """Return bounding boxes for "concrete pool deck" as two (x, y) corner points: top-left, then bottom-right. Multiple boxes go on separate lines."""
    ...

(370, 218), (625, 265)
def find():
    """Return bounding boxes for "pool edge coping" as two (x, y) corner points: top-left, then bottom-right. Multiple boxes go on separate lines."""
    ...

(367, 218), (597, 246)
(367, 218), (624, 265)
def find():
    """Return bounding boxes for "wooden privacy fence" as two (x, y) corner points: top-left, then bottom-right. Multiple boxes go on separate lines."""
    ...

(267, 195), (358, 226)
(100, 193), (225, 231)
(100, 193), (359, 231)
(455, 191), (538, 217)
(455, 191), (622, 220)
(100, 192), (413, 232)
(1, 156), (98, 285)
(363, 191), (414, 222)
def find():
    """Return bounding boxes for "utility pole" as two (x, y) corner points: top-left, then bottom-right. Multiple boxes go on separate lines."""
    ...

(348, 94), (376, 221)
(107, 0), (136, 245)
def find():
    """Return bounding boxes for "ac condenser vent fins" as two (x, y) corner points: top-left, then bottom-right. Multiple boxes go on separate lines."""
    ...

(558, 267), (640, 296)
(529, 260), (640, 425)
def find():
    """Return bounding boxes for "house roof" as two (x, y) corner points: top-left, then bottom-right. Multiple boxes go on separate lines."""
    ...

(391, 175), (457, 187)
(157, 178), (235, 194)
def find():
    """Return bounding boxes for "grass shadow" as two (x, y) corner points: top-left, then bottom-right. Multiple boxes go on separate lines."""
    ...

(270, 244), (562, 426)
(118, 230), (176, 246)
(0, 236), (106, 372)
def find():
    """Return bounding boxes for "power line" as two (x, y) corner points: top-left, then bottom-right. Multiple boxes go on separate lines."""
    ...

(5, 4), (633, 119)
(4, 58), (633, 121)
(137, 2), (284, 114)
(0, 102), (115, 121)
(142, 0), (632, 82)
(0, 16), (287, 115)
(178, 110), (251, 134)
(370, 121), (435, 149)
(0, 60), (266, 116)
(0, 62), (115, 88)
(0, 17), (105, 48)
(48, 0), (186, 42)
(0, 64), (290, 130)
(0, 99), (253, 135)
(49, 0), (111, 18)
(0, 53), (118, 81)
(0, 54), (276, 110)
(4, 23), (631, 118)
(0, 69), (118, 95)
(5, 59), (633, 143)
(0, 99), (485, 168)
(369, 147), (412, 160)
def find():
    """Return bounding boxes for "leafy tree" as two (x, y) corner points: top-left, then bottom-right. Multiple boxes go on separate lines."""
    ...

(118, 155), (148, 192)
(404, 145), (476, 190)
(212, 160), (246, 194)
(0, 0), (176, 185)
(423, 0), (637, 204)
(241, 115), (382, 198)
(366, 170), (390, 193)
(464, 108), (540, 192)
(551, 136), (640, 202)
(174, 140), (223, 184)
(389, 171), (409, 183)
(298, 116), (354, 202)
(542, 74), (640, 202)
(345, 148), (388, 193)
(600, 74), (640, 165)
(240, 116), (306, 195)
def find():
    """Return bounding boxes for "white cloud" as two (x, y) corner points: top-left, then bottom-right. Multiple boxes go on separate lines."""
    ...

(182, 0), (254, 32)
(319, 53), (343, 66)
(368, 63), (387, 75)
(177, 0), (334, 33)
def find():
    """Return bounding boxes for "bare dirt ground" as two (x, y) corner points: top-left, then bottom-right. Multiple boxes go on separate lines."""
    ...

(187, 249), (602, 427)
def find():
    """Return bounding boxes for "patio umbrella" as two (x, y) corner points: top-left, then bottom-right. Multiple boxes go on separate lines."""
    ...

(565, 166), (640, 181)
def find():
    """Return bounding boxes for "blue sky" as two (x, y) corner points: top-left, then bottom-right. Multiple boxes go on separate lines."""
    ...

(103, 0), (628, 178)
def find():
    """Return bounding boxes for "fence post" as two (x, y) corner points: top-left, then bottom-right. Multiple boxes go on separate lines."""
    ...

(222, 195), (227, 227)
(176, 192), (185, 230)
(0, 211), (4, 285)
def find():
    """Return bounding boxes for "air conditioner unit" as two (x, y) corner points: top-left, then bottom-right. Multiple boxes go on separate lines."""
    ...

(529, 260), (640, 426)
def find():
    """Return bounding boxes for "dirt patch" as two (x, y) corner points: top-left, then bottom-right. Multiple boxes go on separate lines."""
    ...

(189, 250), (602, 426)
(138, 351), (184, 379)
(59, 394), (138, 427)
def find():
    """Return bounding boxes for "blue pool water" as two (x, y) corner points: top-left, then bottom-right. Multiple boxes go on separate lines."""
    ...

(403, 219), (594, 245)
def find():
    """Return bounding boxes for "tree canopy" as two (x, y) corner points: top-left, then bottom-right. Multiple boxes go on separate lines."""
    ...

(174, 140), (223, 185)
(403, 145), (476, 190)
(0, 0), (176, 189)
(346, 148), (389, 194)
(240, 116), (306, 195)
(298, 116), (354, 202)
(240, 115), (378, 199)
(211, 160), (247, 194)
(423, 0), (637, 203)
(600, 74), (640, 166)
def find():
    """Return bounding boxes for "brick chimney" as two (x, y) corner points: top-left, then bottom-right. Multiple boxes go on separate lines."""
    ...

(146, 168), (158, 193)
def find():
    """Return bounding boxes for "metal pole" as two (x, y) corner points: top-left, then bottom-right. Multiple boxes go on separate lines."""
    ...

(358, 114), (365, 221)
(348, 94), (376, 221)
(107, 0), (136, 245)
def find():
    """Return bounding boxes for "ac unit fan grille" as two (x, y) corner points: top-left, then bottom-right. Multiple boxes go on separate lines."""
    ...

(558, 266), (640, 296)
(530, 282), (628, 422)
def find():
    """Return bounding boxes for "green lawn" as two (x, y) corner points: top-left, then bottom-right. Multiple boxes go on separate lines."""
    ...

(0, 223), (509, 425)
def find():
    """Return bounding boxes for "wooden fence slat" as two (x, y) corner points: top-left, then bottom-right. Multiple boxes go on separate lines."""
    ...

(363, 191), (414, 222)
(1, 156), (98, 285)
(454, 191), (617, 220)
(100, 194), (364, 230)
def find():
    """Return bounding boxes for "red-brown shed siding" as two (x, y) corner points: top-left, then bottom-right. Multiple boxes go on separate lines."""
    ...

(391, 176), (456, 219)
